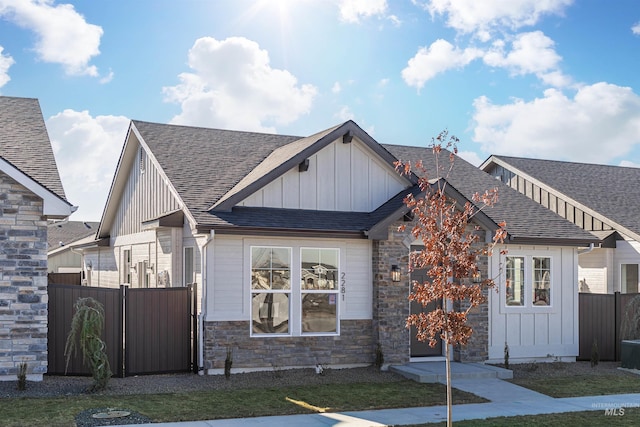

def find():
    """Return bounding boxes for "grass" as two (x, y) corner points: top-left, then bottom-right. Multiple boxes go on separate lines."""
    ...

(509, 374), (640, 398)
(0, 380), (485, 427)
(411, 408), (640, 426)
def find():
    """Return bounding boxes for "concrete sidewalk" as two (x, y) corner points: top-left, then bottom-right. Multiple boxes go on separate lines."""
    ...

(112, 363), (640, 426)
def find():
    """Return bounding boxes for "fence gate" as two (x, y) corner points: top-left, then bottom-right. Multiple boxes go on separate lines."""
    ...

(578, 292), (640, 362)
(47, 283), (197, 376)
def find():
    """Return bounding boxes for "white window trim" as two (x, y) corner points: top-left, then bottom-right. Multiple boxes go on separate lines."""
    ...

(299, 247), (340, 337)
(500, 251), (556, 314)
(248, 242), (342, 338)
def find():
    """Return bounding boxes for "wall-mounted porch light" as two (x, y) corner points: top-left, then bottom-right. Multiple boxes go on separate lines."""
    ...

(391, 265), (401, 283)
(472, 271), (482, 283)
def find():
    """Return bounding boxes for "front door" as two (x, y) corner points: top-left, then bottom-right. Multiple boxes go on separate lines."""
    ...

(409, 264), (443, 357)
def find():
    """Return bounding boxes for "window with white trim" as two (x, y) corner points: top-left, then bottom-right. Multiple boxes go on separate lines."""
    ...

(250, 246), (340, 336)
(301, 248), (339, 334)
(251, 247), (291, 334)
(505, 255), (552, 307)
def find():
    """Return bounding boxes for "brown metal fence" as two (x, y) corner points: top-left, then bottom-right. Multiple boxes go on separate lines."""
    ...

(47, 283), (197, 377)
(48, 272), (82, 286)
(578, 292), (640, 361)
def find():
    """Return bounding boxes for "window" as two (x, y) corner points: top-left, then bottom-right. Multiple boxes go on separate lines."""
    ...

(533, 257), (551, 306)
(506, 256), (524, 306)
(250, 246), (340, 336)
(504, 255), (552, 308)
(251, 247), (291, 334)
(622, 264), (639, 293)
(184, 247), (194, 286)
(123, 249), (131, 284)
(301, 248), (339, 334)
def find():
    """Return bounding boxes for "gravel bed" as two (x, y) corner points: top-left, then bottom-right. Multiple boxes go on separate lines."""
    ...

(500, 360), (636, 380)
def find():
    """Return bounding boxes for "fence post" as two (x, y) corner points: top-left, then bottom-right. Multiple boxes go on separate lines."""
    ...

(190, 283), (199, 374)
(615, 291), (621, 361)
(119, 285), (127, 377)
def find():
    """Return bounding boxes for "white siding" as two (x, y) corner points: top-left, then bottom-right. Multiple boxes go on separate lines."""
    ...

(239, 137), (408, 212)
(488, 245), (579, 362)
(206, 235), (373, 323)
(578, 247), (613, 294)
(613, 237), (640, 293)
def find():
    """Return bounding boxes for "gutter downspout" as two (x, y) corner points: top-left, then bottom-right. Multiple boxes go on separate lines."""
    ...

(198, 230), (215, 374)
(578, 243), (595, 255)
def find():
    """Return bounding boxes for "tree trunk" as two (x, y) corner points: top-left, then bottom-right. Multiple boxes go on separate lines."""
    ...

(445, 337), (452, 427)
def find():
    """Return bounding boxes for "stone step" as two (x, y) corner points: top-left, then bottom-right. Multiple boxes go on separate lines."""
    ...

(390, 362), (512, 383)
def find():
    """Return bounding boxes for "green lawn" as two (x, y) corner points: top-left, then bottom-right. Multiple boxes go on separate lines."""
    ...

(509, 374), (640, 398)
(0, 380), (484, 427)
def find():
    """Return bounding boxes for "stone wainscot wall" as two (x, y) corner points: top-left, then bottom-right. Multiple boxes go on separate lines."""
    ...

(0, 172), (48, 381)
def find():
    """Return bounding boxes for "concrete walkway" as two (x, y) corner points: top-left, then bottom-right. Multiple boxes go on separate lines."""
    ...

(112, 362), (640, 426)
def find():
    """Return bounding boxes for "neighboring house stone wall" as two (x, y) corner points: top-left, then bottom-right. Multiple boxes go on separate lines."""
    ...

(203, 319), (373, 372)
(0, 173), (48, 381)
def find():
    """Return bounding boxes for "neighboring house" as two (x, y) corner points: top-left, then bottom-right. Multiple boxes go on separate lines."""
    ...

(82, 119), (597, 372)
(481, 156), (640, 295)
(0, 96), (75, 381)
(47, 220), (99, 274)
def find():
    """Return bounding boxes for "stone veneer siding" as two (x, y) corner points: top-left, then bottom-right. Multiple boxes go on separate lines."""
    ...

(204, 319), (374, 372)
(0, 173), (49, 381)
(373, 219), (490, 364)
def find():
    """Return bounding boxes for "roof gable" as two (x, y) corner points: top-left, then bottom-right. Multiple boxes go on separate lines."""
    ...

(482, 155), (640, 241)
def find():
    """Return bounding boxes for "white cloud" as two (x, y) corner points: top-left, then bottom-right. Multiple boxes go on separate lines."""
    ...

(402, 39), (483, 89)
(163, 37), (317, 132)
(335, 105), (355, 121)
(47, 110), (130, 221)
(458, 150), (484, 166)
(633, 22), (640, 35)
(0, 45), (14, 88)
(471, 83), (640, 163)
(332, 81), (342, 93)
(421, 0), (573, 38)
(0, 0), (102, 76)
(338, 0), (387, 23)
(483, 31), (571, 87)
(619, 160), (640, 168)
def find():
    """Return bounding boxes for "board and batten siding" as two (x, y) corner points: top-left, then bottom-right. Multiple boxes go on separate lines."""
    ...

(111, 144), (181, 238)
(206, 235), (372, 322)
(488, 245), (579, 362)
(238, 137), (408, 212)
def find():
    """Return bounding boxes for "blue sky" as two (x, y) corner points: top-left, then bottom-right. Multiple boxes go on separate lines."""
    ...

(0, 0), (639, 221)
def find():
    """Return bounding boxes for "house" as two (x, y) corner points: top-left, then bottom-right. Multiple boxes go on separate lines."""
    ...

(47, 220), (99, 273)
(82, 119), (598, 372)
(0, 96), (75, 381)
(481, 156), (640, 295)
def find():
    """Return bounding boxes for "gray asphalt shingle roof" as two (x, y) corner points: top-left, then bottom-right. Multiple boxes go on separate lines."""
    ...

(47, 221), (100, 250)
(133, 119), (597, 244)
(384, 145), (599, 244)
(490, 156), (640, 238)
(0, 96), (67, 200)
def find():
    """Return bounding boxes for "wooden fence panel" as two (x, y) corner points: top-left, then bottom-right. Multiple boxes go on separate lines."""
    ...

(47, 284), (123, 376)
(124, 287), (193, 375)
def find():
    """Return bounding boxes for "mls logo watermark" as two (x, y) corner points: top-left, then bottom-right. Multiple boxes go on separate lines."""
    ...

(604, 407), (625, 416)
(593, 402), (639, 416)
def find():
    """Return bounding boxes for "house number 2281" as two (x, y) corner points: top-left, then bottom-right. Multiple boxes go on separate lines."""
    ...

(341, 272), (346, 301)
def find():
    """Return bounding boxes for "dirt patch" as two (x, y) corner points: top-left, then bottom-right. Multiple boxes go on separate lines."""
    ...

(494, 361), (638, 380)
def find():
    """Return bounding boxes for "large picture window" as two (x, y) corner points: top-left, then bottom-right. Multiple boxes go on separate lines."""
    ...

(505, 255), (552, 308)
(301, 248), (339, 334)
(251, 247), (291, 334)
(250, 245), (340, 336)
